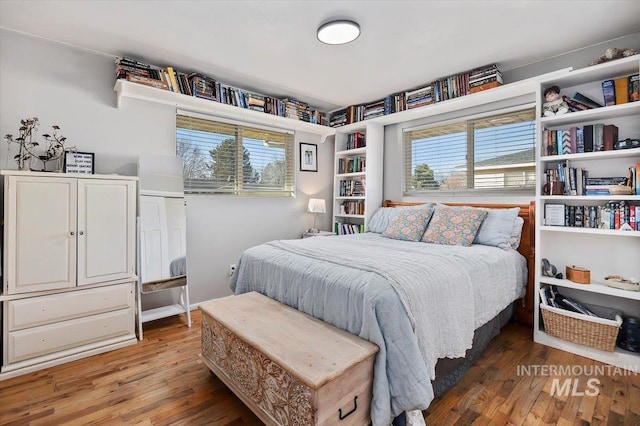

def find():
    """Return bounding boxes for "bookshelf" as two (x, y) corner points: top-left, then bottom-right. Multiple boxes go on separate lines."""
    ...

(333, 122), (383, 234)
(114, 80), (336, 143)
(534, 55), (640, 370)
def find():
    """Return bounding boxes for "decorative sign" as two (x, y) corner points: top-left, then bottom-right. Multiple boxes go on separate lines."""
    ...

(64, 152), (95, 174)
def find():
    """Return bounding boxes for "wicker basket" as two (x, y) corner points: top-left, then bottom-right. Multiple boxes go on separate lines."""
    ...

(540, 304), (622, 351)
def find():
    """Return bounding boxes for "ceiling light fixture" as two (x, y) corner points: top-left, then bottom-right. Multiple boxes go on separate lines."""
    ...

(317, 20), (360, 45)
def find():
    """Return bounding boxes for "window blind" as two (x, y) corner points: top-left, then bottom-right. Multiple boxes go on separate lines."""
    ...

(404, 108), (536, 194)
(176, 114), (295, 196)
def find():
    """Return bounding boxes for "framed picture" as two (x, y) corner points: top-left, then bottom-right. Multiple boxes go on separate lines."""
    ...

(64, 151), (95, 174)
(544, 203), (566, 226)
(300, 143), (317, 172)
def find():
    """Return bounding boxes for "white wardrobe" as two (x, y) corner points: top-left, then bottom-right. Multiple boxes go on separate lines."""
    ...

(0, 171), (138, 380)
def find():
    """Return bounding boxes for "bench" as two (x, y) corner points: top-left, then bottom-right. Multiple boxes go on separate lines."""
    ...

(199, 291), (379, 426)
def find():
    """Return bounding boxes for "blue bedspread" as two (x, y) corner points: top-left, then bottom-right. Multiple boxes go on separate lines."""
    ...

(230, 233), (526, 425)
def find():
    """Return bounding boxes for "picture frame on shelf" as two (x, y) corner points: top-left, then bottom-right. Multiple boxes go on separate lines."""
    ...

(64, 151), (95, 174)
(300, 143), (317, 172)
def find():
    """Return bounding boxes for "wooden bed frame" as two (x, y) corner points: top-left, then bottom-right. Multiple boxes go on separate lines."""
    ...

(383, 200), (536, 326)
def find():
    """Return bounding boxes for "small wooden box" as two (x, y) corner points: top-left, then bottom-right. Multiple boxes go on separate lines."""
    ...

(566, 266), (591, 284)
(199, 292), (378, 426)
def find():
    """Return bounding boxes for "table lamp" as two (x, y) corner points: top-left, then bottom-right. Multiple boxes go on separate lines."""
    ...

(307, 198), (326, 233)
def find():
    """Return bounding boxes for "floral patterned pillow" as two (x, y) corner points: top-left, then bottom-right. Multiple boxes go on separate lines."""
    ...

(382, 207), (434, 242)
(421, 206), (488, 246)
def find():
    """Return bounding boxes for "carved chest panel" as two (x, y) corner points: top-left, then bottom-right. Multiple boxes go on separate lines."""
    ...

(199, 291), (378, 426)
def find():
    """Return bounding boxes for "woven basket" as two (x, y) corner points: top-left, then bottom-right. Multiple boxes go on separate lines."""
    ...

(541, 304), (622, 352)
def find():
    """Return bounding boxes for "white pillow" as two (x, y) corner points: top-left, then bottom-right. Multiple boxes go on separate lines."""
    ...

(473, 207), (520, 249)
(509, 216), (525, 249)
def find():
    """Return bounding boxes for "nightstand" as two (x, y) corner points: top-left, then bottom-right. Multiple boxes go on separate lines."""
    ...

(302, 230), (335, 238)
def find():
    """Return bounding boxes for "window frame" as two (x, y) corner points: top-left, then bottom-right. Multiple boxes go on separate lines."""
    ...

(176, 111), (296, 197)
(403, 104), (536, 197)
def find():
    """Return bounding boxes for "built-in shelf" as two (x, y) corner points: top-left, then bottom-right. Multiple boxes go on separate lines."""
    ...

(335, 214), (365, 219)
(335, 196), (366, 200)
(116, 67), (576, 145)
(540, 226), (640, 237)
(538, 55), (639, 86)
(336, 147), (367, 156)
(336, 172), (366, 178)
(114, 80), (336, 143)
(539, 147), (640, 163)
(540, 101), (640, 127)
(540, 276), (640, 301)
(535, 330), (639, 371)
(541, 195), (640, 201)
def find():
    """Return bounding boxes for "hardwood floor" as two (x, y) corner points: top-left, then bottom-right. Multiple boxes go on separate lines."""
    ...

(1, 310), (637, 425)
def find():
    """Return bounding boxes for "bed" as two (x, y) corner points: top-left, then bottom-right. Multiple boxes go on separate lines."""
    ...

(230, 201), (535, 426)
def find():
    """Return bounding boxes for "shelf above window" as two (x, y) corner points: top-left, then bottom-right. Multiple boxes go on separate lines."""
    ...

(331, 68), (573, 133)
(114, 80), (336, 143)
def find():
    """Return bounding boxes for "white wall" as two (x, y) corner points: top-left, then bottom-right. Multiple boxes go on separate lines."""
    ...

(0, 30), (334, 306)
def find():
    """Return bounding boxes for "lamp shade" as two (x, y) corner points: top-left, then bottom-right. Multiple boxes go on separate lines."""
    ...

(307, 198), (326, 214)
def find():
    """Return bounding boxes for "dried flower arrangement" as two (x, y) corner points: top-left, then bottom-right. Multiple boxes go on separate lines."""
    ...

(4, 117), (75, 171)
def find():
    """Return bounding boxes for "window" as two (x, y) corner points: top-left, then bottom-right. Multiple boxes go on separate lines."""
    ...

(176, 113), (295, 196)
(403, 107), (536, 195)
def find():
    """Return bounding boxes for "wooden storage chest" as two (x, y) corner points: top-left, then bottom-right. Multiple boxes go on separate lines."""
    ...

(199, 291), (378, 426)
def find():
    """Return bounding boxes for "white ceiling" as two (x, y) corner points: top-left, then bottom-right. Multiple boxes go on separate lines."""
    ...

(1, 1), (639, 112)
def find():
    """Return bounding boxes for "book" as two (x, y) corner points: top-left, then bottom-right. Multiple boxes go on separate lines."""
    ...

(602, 79), (616, 106)
(559, 296), (598, 317)
(561, 130), (571, 155)
(571, 92), (603, 109)
(630, 74), (640, 102)
(614, 77), (629, 104)
(593, 123), (604, 151)
(562, 95), (590, 112)
(583, 124), (594, 152)
(603, 124), (618, 151)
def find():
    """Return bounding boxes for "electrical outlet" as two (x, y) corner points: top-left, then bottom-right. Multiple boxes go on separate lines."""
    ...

(229, 264), (236, 276)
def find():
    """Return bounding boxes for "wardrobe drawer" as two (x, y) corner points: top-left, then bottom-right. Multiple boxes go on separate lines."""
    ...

(7, 307), (134, 364)
(7, 282), (134, 331)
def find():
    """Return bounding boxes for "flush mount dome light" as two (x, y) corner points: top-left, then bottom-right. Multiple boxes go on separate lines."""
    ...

(317, 20), (360, 45)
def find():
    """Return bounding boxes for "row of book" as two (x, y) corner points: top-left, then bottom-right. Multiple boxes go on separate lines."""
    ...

(540, 286), (605, 318)
(345, 132), (366, 150)
(329, 63), (503, 127)
(602, 73), (640, 106)
(338, 178), (365, 197)
(541, 123), (619, 156)
(116, 57), (327, 125)
(544, 161), (638, 196)
(334, 222), (365, 235)
(337, 156), (366, 174)
(545, 202), (638, 230)
(339, 200), (365, 216)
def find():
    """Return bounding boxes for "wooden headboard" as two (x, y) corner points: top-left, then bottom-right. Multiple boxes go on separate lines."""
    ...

(383, 200), (535, 326)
